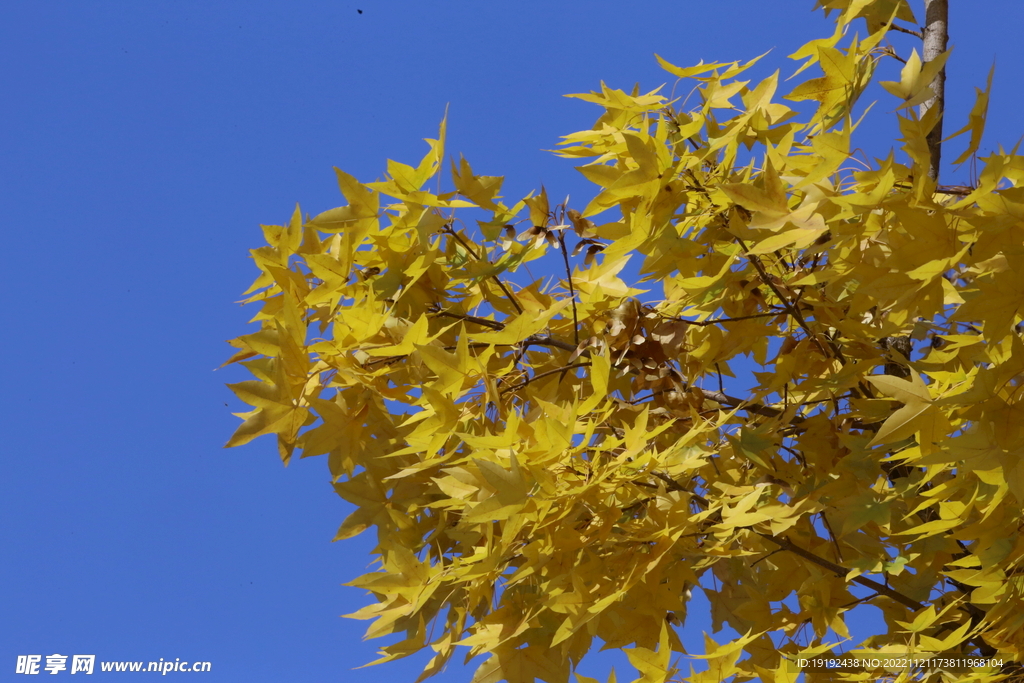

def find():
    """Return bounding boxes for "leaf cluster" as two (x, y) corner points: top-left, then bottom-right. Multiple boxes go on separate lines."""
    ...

(225, 2), (1024, 681)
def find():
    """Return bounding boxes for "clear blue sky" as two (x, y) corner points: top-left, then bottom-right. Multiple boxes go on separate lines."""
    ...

(3, 2), (1023, 681)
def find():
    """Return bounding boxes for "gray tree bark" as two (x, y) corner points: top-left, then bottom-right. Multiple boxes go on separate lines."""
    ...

(920, 0), (949, 181)
(879, 1), (949, 376)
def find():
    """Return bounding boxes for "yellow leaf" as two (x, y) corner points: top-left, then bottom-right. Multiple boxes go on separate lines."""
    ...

(416, 343), (471, 396)
(720, 183), (788, 216)
(590, 351), (610, 399)
(866, 371), (931, 405)
(948, 64), (994, 165)
(624, 624), (673, 683)
(879, 48), (951, 109)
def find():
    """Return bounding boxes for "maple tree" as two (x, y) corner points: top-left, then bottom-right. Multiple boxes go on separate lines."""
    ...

(224, 0), (1024, 681)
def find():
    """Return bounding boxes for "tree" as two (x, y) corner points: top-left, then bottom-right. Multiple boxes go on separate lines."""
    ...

(224, 1), (1024, 681)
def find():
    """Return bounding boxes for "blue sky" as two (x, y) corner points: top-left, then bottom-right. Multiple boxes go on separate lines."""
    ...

(3, 2), (1024, 681)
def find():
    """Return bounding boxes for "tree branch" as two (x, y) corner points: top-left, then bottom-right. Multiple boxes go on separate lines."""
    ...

(644, 472), (1004, 651)
(647, 474), (924, 614)
(698, 387), (806, 424)
(756, 533), (924, 611)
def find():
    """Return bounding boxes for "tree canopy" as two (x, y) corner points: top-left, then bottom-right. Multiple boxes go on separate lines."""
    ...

(224, 1), (1024, 681)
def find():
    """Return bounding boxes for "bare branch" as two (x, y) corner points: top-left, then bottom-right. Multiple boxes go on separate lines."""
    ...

(889, 24), (923, 39)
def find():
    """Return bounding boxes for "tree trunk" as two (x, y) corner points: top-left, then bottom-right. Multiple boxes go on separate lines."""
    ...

(879, 1), (949, 378)
(921, 0), (948, 181)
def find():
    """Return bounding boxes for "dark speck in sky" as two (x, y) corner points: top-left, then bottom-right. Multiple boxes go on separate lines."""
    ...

(357, 9), (363, 14)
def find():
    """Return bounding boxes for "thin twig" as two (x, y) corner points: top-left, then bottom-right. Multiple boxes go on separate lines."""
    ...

(779, 444), (807, 467)
(651, 471), (689, 493)
(752, 549), (783, 568)
(663, 311), (785, 326)
(364, 334), (577, 370)
(884, 46), (908, 64)
(839, 592), (881, 609)
(444, 226), (523, 314)
(889, 24), (923, 39)
(558, 234), (580, 345)
(431, 309), (505, 330)
(500, 362), (591, 394)
(364, 355), (409, 367)
(820, 511), (844, 563)
(739, 239), (852, 367)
